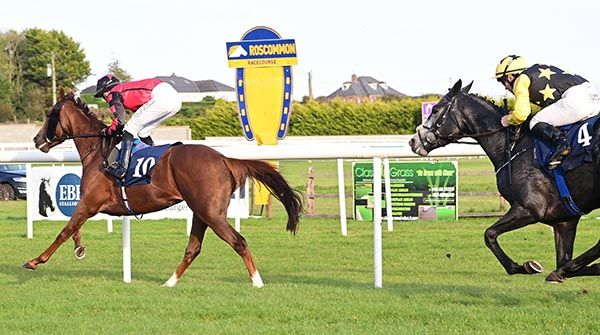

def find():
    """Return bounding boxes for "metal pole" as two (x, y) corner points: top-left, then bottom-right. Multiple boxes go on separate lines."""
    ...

(26, 163), (34, 239)
(337, 159), (347, 236)
(234, 187), (241, 232)
(51, 52), (56, 105)
(123, 216), (131, 283)
(373, 157), (383, 288)
(186, 216), (192, 236)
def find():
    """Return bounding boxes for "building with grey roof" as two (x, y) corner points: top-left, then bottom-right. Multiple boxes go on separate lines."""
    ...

(326, 74), (407, 102)
(155, 74), (203, 102)
(194, 80), (235, 101)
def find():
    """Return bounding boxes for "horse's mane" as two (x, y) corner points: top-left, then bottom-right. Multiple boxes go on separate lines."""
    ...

(462, 93), (509, 116)
(63, 92), (106, 126)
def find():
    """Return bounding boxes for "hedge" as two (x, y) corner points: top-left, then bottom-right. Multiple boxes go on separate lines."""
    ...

(166, 96), (444, 140)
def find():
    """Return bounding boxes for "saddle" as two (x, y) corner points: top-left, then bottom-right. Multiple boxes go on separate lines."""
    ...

(532, 115), (600, 216)
(533, 115), (600, 175)
(107, 140), (182, 186)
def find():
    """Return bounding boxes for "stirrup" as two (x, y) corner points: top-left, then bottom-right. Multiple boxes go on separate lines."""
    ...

(106, 164), (127, 179)
(559, 147), (571, 156)
(106, 161), (119, 169)
(548, 160), (562, 170)
(547, 152), (568, 170)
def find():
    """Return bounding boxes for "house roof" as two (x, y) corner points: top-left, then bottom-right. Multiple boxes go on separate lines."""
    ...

(327, 75), (407, 99)
(155, 74), (199, 93)
(80, 85), (97, 94)
(195, 80), (234, 92)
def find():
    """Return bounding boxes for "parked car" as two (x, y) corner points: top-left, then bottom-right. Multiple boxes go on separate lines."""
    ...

(0, 164), (27, 200)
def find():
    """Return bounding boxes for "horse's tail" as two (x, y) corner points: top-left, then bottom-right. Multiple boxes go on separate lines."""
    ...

(223, 158), (302, 234)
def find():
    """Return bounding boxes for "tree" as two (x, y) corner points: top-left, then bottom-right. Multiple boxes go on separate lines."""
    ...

(0, 73), (15, 122)
(0, 30), (23, 103)
(0, 75), (12, 104)
(19, 85), (46, 121)
(107, 58), (132, 81)
(17, 28), (91, 90)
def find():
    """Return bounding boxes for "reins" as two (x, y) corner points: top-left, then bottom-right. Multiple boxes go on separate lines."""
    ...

(44, 94), (140, 218)
(427, 92), (506, 145)
(424, 91), (532, 181)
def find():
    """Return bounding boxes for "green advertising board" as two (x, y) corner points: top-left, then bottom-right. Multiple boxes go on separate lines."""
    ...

(353, 161), (457, 221)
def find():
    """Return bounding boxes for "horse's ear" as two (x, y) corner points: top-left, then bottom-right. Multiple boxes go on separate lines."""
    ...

(461, 81), (474, 94)
(450, 79), (462, 96)
(58, 87), (65, 101)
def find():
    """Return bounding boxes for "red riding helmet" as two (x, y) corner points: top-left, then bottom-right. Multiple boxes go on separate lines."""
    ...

(94, 74), (121, 97)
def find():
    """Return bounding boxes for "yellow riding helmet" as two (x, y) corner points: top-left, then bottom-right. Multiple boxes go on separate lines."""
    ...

(494, 55), (527, 78)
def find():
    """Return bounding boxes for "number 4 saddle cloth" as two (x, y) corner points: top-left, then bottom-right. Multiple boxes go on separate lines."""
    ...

(534, 115), (600, 175)
(116, 140), (182, 186)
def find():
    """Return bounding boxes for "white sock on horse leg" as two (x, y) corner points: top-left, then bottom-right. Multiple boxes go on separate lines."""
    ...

(163, 272), (179, 287)
(252, 271), (264, 288)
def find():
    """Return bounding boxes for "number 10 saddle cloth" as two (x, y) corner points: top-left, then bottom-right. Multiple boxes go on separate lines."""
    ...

(107, 140), (182, 186)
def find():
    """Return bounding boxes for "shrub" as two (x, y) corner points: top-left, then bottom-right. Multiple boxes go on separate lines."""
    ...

(167, 96), (443, 139)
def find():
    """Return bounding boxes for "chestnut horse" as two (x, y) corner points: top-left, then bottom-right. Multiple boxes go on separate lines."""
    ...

(25, 90), (302, 287)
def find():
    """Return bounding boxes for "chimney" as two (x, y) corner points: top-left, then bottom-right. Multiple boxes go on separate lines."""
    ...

(351, 74), (358, 82)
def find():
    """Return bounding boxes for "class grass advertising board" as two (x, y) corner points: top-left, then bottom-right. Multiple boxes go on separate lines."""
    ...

(353, 161), (457, 221)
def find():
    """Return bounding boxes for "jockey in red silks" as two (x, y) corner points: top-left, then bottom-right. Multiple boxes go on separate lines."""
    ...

(94, 74), (182, 179)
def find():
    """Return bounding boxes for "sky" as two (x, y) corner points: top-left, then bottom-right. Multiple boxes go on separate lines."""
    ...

(2, 0), (600, 100)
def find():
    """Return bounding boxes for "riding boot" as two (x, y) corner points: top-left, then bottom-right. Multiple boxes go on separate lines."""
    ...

(106, 131), (134, 179)
(140, 135), (154, 146)
(531, 122), (571, 169)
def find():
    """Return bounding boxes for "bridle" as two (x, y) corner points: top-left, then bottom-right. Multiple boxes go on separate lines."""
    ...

(419, 92), (506, 148)
(419, 91), (531, 184)
(44, 99), (114, 164)
(44, 100), (102, 143)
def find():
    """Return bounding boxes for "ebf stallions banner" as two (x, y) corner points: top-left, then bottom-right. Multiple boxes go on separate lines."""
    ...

(226, 26), (297, 145)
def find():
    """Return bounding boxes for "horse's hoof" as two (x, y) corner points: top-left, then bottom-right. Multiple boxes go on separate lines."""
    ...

(22, 261), (37, 270)
(74, 246), (86, 260)
(524, 260), (543, 274)
(545, 271), (564, 283)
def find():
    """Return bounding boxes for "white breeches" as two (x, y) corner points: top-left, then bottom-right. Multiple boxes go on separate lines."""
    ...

(124, 82), (182, 138)
(530, 82), (600, 128)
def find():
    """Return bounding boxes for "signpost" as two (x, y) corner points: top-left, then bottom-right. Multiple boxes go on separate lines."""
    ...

(226, 26), (297, 145)
(226, 26), (298, 210)
(353, 161), (458, 221)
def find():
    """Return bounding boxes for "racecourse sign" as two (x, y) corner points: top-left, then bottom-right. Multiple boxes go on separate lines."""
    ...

(226, 26), (297, 145)
(226, 39), (297, 68)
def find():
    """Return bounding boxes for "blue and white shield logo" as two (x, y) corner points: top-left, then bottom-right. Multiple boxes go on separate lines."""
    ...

(55, 173), (81, 216)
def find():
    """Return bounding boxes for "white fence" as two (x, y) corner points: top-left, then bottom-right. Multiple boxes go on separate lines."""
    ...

(1, 137), (485, 287)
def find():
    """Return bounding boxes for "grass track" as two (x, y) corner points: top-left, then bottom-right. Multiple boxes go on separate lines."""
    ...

(2, 200), (600, 334)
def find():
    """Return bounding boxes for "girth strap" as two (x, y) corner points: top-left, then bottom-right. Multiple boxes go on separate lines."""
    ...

(552, 169), (587, 217)
(120, 185), (143, 220)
